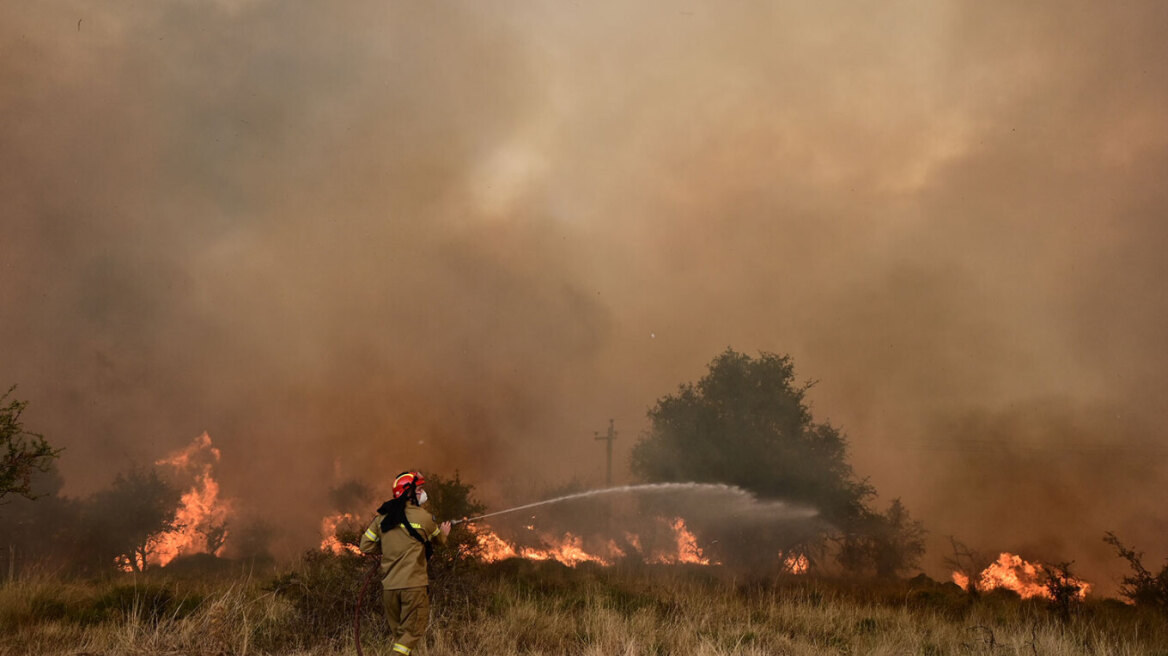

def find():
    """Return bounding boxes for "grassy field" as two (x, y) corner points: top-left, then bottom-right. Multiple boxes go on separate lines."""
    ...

(2, 555), (1166, 656)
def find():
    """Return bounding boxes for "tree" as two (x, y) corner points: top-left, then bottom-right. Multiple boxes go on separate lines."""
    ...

(631, 349), (873, 522)
(1, 386), (60, 503)
(88, 466), (182, 572)
(837, 498), (926, 578)
(425, 471), (486, 566)
(0, 464), (75, 578)
(1104, 531), (1168, 609)
(1043, 561), (1086, 621)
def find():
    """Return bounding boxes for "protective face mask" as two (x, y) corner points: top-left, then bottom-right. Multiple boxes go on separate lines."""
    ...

(416, 490), (428, 505)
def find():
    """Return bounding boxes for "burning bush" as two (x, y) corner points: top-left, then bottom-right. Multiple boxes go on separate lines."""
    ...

(950, 552), (1090, 602)
(1, 432), (239, 576)
(149, 432), (232, 566)
(88, 466), (183, 573)
(79, 433), (236, 573)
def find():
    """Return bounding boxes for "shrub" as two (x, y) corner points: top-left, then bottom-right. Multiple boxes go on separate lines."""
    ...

(268, 550), (384, 645)
(1104, 532), (1168, 610)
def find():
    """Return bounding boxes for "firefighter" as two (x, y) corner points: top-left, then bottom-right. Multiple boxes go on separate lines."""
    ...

(359, 471), (451, 656)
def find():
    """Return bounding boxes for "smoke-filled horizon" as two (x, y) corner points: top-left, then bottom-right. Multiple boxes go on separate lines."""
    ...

(3, 1), (1167, 585)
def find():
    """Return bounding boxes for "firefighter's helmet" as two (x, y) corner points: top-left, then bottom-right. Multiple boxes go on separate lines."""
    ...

(393, 471), (425, 499)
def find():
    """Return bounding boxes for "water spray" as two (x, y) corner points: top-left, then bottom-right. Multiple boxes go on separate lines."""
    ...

(450, 482), (813, 525)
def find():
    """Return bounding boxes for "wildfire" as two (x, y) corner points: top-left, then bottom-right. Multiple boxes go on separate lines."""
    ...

(952, 552), (1090, 600)
(472, 527), (613, 566)
(118, 433), (233, 571)
(782, 552), (810, 575)
(320, 512), (363, 556)
(647, 518), (711, 565)
(470, 517), (713, 567)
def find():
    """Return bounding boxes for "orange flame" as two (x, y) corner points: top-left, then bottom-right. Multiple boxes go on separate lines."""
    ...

(114, 554), (146, 573)
(952, 552), (1090, 600)
(952, 571), (971, 590)
(156, 431), (221, 469)
(473, 526), (520, 561)
(782, 552), (810, 574)
(150, 432), (232, 567)
(471, 526), (612, 566)
(320, 512), (363, 556)
(648, 518), (711, 565)
(470, 517), (713, 567)
(117, 433), (232, 571)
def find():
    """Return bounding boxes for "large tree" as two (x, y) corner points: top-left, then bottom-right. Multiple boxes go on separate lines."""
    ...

(632, 349), (873, 522)
(0, 386), (60, 504)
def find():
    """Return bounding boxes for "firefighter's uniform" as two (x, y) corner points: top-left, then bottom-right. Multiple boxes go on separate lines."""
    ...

(360, 504), (447, 655)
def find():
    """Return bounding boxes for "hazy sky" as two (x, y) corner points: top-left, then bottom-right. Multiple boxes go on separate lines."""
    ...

(3, 1), (1166, 581)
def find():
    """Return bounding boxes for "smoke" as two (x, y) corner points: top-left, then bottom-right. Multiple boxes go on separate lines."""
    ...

(3, 1), (1167, 583)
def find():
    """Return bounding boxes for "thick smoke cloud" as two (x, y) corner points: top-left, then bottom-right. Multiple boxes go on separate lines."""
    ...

(2, 1), (1166, 580)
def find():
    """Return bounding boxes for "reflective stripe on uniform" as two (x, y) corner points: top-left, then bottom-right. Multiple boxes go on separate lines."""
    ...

(364, 528), (379, 541)
(399, 522), (432, 542)
(430, 527), (441, 538)
(392, 643), (411, 654)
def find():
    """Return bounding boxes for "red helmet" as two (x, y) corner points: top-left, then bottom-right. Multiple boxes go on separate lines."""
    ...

(393, 471), (425, 499)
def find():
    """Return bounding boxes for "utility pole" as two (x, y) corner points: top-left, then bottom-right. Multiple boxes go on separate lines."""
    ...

(594, 419), (617, 487)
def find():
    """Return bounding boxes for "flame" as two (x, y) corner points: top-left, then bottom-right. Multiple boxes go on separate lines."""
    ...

(520, 533), (611, 566)
(114, 554), (145, 573)
(117, 433), (232, 571)
(952, 571), (970, 590)
(952, 552), (1090, 600)
(150, 432), (232, 567)
(156, 431), (221, 469)
(648, 518), (711, 565)
(782, 552), (810, 575)
(320, 512), (363, 556)
(470, 517), (713, 567)
(473, 526), (520, 561)
(471, 526), (611, 566)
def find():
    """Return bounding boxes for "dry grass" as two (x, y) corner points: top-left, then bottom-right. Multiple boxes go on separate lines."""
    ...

(3, 557), (1167, 656)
